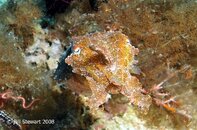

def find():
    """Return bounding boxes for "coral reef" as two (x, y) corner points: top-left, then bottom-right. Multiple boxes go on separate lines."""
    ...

(0, 0), (42, 50)
(0, 26), (93, 130)
(90, 106), (148, 130)
(0, 26), (50, 129)
(1, 0), (197, 129)
(65, 31), (151, 111)
(24, 29), (64, 69)
(0, 2), (94, 130)
(54, 0), (197, 129)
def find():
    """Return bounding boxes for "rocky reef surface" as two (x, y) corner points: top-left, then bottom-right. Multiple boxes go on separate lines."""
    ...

(0, 0), (197, 130)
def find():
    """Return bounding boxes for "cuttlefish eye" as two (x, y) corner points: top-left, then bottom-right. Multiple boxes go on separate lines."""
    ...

(72, 45), (81, 55)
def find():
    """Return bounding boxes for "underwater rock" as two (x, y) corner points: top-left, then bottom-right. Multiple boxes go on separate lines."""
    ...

(65, 31), (151, 111)
(25, 30), (64, 69)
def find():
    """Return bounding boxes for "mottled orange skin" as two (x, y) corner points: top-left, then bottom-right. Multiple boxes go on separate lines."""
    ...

(65, 31), (151, 110)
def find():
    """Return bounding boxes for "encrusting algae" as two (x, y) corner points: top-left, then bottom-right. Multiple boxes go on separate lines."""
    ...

(65, 31), (151, 112)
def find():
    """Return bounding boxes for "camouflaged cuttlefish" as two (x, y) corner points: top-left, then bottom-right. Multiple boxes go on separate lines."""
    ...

(65, 31), (151, 111)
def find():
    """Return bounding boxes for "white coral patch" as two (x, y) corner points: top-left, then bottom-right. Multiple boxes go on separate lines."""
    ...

(24, 32), (63, 69)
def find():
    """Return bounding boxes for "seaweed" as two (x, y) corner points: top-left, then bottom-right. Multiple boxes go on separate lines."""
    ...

(0, 0), (42, 50)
